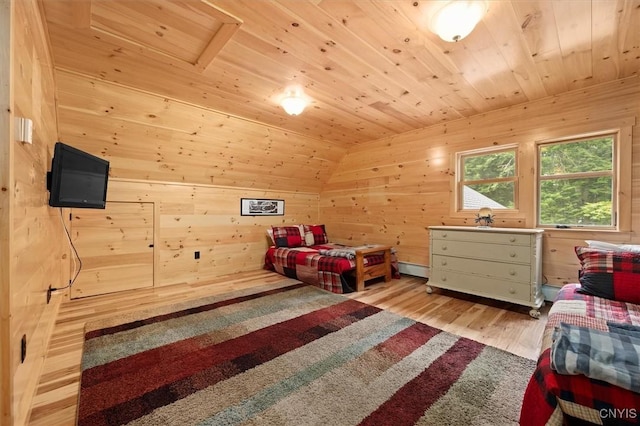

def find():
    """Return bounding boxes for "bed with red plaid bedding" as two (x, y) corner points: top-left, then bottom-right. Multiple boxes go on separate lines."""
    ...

(264, 243), (398, 294)
(520, 284), (640, 425)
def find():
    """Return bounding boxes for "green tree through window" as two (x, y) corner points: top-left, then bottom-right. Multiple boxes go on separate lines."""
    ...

(538, 135), (615, 227)
(459, 149), (516, 210)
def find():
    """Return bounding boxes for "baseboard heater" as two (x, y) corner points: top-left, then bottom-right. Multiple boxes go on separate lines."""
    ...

(397, 261), (559, 302)
(397, 261), (429, 279)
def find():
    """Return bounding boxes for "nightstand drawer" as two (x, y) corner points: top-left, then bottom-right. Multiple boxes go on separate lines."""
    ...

(432, 254), (531, 283)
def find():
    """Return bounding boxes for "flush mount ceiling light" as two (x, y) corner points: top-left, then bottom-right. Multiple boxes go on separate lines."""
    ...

(430, 1), (487, 42)
(280, 86), (308, 115)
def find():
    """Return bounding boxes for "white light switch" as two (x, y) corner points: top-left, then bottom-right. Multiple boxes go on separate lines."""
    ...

(16, 117), (33, 144)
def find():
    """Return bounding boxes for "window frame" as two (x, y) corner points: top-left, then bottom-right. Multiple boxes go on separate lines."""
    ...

(535, 131), (620, 230)
(456, 145), (519, 213)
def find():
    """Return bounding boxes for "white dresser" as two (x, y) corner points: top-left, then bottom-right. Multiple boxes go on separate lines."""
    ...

(428, 226), (544, 318)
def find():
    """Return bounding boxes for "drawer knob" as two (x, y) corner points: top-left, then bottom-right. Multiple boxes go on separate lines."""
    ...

(509, 237), (516, 242)
(441, 276), (447, 282)
(509, 270), (516, 276)
(442, 233), (447, 238)
(509, 288), (516, 294)
(509, 252), (516, 258)
(442, 245), (447, 251)
(441, 260), (447, 266)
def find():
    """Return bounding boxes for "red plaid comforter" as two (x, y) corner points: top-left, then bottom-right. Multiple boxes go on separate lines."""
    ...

(520, 284), (640, 425)
(264, 243), (398, 294)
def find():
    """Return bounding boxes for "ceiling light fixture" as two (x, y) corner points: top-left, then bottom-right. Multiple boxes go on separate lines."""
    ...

(280, 86), (307, 116)
(430, 1), (487, 42)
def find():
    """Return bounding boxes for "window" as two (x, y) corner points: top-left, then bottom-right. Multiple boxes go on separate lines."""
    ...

(537, 133), (616, 228)
(458, 147), (517, 211)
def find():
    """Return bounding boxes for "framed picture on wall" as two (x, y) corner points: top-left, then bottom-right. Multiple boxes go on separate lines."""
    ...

(240, 198), (285, 216)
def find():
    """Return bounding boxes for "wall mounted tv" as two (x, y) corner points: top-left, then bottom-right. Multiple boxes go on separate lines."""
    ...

(47, 142), (110, 209)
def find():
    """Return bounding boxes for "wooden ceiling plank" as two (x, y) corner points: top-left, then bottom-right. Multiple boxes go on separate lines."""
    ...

(552, 0), (594, 90)
(618, 0), (640, 77)
(591, 0), (624, 84)
(113, 0), (221, 36)
(90, 1), (213, 63)
(72, 0), (91, 28)
(511, 0), (569, 95)
(483, 1), (548, 101)
(48, 24), (196, 77)
(428, 30), (518, 111)
(195, 0), (243, 24)
(40, 0), (87, 28)
(194, 22), (241, 72)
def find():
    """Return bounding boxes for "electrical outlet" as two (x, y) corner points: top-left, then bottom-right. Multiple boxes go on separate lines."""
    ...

(21, 335), (27, 363)
(194, 251), (200, 260)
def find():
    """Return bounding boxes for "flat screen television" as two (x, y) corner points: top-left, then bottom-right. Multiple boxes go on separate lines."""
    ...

(47, 142), (110, 209)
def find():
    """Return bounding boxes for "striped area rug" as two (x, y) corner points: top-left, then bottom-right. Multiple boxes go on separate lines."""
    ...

(78, 280), (535, 425)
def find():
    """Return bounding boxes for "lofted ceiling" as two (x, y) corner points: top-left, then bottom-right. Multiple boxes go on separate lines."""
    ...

(40, 0), (640, 146)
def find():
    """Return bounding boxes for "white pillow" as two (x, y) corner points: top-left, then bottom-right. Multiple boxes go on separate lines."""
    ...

(585, 240), (621, 250)
(585, 240), (640, 253)
(618, 244), (640, 253)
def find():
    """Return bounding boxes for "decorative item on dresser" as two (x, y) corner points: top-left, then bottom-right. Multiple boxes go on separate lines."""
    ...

(428, 226), (545, 318)
(474, 207), (494, 227)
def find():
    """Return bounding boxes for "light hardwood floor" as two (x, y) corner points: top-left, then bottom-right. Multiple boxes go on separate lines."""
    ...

(27, 270), (549, 426)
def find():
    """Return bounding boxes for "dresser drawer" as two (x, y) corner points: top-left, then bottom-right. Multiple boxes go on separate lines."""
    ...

(432, 254), (531, 283)
(431, 240), (533, 264)
(429, 269), (533, 304)
(430, 229), (531, 246)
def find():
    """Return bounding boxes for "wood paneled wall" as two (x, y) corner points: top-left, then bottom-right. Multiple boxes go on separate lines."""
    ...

(53, 72), (333, 291)
(54, 71), (346, 193)
(105, 180), (318, 288)
(0, 1), (11, 422)
(321, 77), (640, 287)
(5, 1), (64, 425)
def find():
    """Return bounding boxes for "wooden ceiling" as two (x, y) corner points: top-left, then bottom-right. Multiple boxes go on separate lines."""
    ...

(40, 0), (640, 145)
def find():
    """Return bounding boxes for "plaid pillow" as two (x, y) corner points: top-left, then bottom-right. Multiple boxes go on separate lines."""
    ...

(271, 226), (303, 248)
(303, 224), (328, 245)
(575, 246), (640, 304)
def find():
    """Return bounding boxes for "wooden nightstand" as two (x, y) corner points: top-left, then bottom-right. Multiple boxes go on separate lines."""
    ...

(354, 245), (392, 291)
